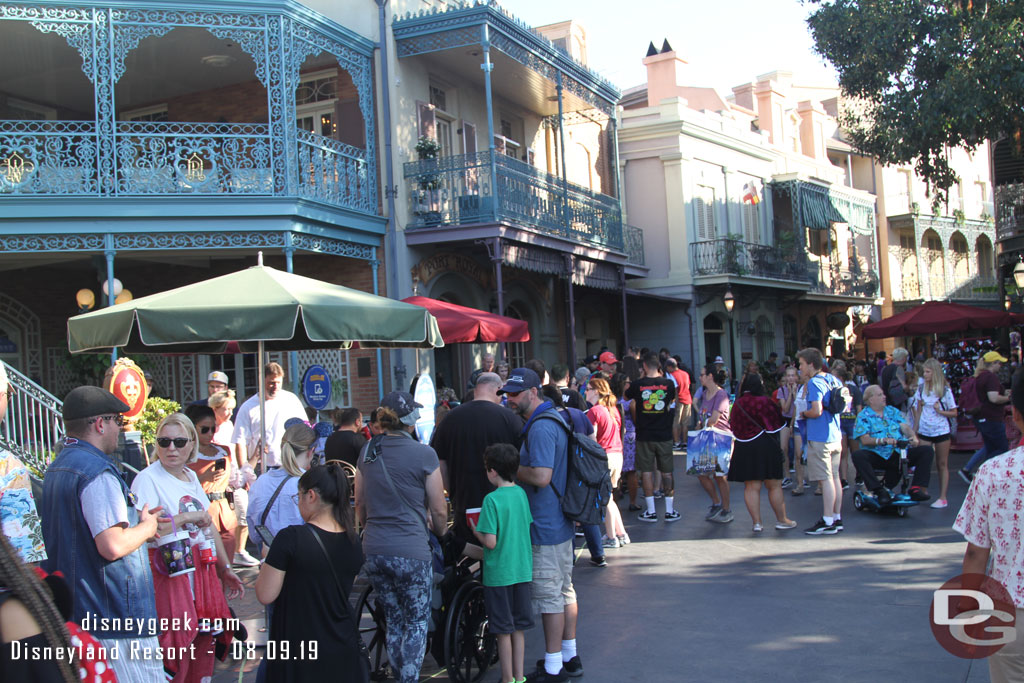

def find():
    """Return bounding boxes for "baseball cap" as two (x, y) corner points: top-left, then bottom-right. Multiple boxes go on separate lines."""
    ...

(983, 351), (1008, 363)
(498, 368), (542, 395)
(381, 391), (423, 426)
(63, 386), (130, 421)
(714, 355), (724, 364)
(584, 354), (599, 365)
(599, 351), (618, 365)
(207, 371), (229, 385)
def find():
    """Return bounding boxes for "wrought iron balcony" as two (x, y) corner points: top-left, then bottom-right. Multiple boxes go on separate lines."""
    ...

(809, 267), (880, 298)
(0, 121), (371, 213)
(625, 225), (645, 266)
(403, 151), (624, 252)
(996, 182), (1024, 242)
(690, 238), (806, 282)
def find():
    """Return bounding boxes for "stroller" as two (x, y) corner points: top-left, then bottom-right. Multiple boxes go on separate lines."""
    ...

(851, 439), (921, 518)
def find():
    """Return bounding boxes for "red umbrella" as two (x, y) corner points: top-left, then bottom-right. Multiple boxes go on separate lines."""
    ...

(401, 296), (529, 343)
(863, 301), (1012, 338)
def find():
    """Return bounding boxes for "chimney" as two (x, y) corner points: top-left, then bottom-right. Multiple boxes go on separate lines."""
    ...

(642, 38), (686, 108)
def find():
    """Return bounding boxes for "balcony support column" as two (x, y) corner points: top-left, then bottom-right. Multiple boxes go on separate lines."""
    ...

(481, 25), (498, 223)
(489, 237), (506, 361)
(104, 235), (117, 365)
(556, 72), (570, 238)
(564, 254), (577, 367)
(371, 254), (385, 399)
(619, 266), (630, 352)
(284, 234), (300, 395)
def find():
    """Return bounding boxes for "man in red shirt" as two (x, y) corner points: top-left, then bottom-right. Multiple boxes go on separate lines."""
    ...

(666, 358), (691, 449)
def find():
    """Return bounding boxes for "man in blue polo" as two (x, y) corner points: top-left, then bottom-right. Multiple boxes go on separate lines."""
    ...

(797, 348), (844, 535)
(502, 368), (581, 682)
(42, 385), (166, 682)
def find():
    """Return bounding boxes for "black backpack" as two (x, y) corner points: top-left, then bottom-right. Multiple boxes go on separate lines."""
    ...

(527, 411), (612, 526)
(822, 374), (851, 415)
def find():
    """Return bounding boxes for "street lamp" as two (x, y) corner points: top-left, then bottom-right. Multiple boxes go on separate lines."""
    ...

(1006, 297), (1013, 311)
(1014, 259), (1024, 290)
(723, 287), (738, 394)
(723, 287), (735, 313)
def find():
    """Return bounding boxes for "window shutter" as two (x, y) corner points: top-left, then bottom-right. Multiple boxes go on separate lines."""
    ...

(695, 186), (716, 240)
(416, 101), (436, 140)
(462, 121), (477, 156)
(744, 202), (759, 243)
(334, 97), (364, 147)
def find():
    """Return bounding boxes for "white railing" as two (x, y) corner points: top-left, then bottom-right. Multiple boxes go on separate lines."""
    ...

(1, 364), (63, 475)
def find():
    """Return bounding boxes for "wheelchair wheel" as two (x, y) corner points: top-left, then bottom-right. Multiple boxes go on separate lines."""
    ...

(444, 580), (497, 683)
(355, 583), (390, 682)
(853, 494), (864, 511)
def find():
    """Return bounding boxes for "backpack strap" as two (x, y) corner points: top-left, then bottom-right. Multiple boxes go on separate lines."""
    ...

(524, 410), (572, 498)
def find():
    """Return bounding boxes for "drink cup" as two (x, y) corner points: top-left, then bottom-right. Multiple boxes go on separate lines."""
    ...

(157, 531), (195, 577)
(465, 507), (481, 527)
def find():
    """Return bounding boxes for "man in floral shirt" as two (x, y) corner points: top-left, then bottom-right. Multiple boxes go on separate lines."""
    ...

(0, 360), (47, 564)
(954, 367), (1024, 682)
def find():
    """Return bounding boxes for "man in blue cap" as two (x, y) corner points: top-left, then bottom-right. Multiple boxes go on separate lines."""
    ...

(501, 368), (582, 682)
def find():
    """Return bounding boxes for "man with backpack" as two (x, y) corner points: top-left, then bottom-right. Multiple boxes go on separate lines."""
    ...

(958, 351), (1013, 482)
(502, 368), (582, 682)
(798, 348), (846, 535)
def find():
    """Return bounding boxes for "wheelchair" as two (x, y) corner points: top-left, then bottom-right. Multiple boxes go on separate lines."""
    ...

(354, 536), (498, 683)
(852, 439), (921, 517)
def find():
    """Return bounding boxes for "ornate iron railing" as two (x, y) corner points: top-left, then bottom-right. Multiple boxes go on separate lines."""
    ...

(690, 239), (806, 282)
(625, 225), (644, 266)
(0, 363), (63, 475)
(809, 266), (880, 298)
(0, 120), (372, 212)
(996, 182), (1024, 242)
(403, 151), (624, 251)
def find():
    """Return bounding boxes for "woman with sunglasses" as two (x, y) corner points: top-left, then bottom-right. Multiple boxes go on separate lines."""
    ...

(255, 462), (365, 682)
(131, 413), (244, 682)
(245, 423), (316, 557)
(184, 404), (238, 561)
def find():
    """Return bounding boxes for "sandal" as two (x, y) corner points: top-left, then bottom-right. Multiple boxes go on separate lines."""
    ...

(628, 503), (642, 512)
(791, 486), (805, 496)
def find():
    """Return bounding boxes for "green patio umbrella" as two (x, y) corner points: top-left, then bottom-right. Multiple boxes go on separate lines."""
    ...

(67, 261), (444, 353)
(67, 257), (443, 472)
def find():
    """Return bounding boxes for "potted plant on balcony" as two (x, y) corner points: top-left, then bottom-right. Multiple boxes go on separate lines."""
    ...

(719, 233), (749, 276)
(414, 136), (443, 226)
(774, 229), (801, 278)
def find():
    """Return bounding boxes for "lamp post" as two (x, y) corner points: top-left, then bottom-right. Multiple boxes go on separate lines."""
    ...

(1014, 259), (1024, 290)
(723, 286), (738, 394)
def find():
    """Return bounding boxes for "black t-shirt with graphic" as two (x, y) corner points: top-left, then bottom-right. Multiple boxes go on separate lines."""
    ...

(625, 376), (677, 442)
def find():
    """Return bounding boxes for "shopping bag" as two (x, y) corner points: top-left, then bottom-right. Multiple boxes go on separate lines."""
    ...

(686, 427), (733, 476)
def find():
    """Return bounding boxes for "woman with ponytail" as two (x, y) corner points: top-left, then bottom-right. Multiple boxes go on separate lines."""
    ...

(246, 422), (317, 553)
(255, 462), (364, 682)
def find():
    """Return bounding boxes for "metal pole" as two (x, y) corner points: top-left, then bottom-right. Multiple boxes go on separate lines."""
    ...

(566, 255), (577, 366)
(482, 25), (498, 222)
(257, 340), (266, 475)
(372, 257), (385, 399)
(556, 72), (569, 238)
(104, 239), (117, 366)
(493, 237), (506, 361)
(728, 313), (738, 395)
(620, 266), (630, 352)
(284, 236), (299, 397)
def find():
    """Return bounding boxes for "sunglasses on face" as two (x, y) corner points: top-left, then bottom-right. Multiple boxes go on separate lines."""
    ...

(93, 414), (125, 427)
(199, 426), (214, 434)
(156, 437), (191, 449)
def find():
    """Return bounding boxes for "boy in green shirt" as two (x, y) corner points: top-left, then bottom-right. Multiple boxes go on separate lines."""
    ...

(470, 443), (534, 683)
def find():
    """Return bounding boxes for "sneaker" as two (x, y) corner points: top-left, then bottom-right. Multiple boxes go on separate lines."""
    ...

(617, 533), (631, 545)
(930, 499), (949, 509)
(526, 666), (569, 682)
(833, 518), (844, 532)
(908, 486), (931, 502)
(563, 656), (584, 678)
(574, 527), (585, 537)
(789, 468), (796, 473)
(875, 488), (893, 506)
(804, 518), (838, 535)
(601, 535), (620, 548)
(589, 556), (607, 568)
(637, 510), (658, 523)
(704, 504), (722, 521)
(958, 469), (973, 485)
(711, 509), (734, 524)
(664, 510), (682, 523)
(653, 489), (665, 499)
(233, 550), (260, 567)
(774, 520), (798, 530)
(752, 523), (763, 532)
(841, 479), (849, 491)
(781, 477), (794, 489)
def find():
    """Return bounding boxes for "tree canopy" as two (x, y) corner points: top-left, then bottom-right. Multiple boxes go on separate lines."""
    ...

(807, 0), (1024, 202)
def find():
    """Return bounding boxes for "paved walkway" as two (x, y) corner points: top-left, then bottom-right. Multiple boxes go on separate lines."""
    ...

(213, 450), (992, 682)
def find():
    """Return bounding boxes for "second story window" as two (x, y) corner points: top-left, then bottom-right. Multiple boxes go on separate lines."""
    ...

(296, 71), (337, 137)
(694, 185), (716, 240)
(120, 104), (168, 122)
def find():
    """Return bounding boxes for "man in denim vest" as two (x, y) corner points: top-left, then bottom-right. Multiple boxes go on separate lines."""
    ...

(42, 386), (166, 682)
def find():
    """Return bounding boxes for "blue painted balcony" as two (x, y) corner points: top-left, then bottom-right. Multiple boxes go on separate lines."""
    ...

(690, 238), (806, 282)
(403, 151), (624, 252)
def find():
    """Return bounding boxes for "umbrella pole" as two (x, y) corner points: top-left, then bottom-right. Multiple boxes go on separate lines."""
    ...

(258, 341), (266, 475)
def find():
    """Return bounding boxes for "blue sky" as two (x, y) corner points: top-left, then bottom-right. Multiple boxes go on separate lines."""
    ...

(507, 0), (838, 93)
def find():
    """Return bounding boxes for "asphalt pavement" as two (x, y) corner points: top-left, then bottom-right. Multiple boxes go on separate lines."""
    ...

(214, 449), (993, 683)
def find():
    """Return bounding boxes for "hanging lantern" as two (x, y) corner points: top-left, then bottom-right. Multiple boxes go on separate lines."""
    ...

(102, 278), (123, 297)
(115, 289), (133, 305)
(75, 288), (95, 311)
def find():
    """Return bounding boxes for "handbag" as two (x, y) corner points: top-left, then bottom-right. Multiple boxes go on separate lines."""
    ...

(253, 475), (291, 546)
(307, 524), (371, 683)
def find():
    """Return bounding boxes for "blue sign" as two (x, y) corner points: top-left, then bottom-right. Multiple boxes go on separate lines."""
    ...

(302, 364), (332, 411)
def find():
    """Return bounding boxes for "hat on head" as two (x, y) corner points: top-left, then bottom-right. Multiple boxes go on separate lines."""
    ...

(714, 356), (724, 364)
(63, 386), (130, 421)
(498, 368), (542, 395)
(584, 354), (599, 365)
(599, 351), (618, 365)
(983, 351), (1008, 364)
(381, 391), (423, 426)
(207, 371), (229, 385)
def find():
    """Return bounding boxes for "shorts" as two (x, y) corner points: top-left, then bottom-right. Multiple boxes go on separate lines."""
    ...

(674, 404), (691, 433)
(840, 416), (856, 438)
(531, 540), (576, 614)
(483, 582), (534, 634)
(918, 433), (951, 444)
(606, 450), (623, 486)
(635, 440), (674, 473)
(232, 487), (249, 527)
(795, 420), (807, 442)
(806, 440), (842, 482)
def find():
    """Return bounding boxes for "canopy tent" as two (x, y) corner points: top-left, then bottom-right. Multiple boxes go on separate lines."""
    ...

(68, 264), (444, 354)
(862, 301), (1012, 339)
(401, 296), (529, 344)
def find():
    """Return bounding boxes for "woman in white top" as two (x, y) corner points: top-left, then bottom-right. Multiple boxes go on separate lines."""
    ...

(246, 423), (316, 555)
(912, 358), (958, 509)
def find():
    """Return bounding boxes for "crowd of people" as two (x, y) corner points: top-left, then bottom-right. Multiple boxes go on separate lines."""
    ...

(0, 339), (1022, 682)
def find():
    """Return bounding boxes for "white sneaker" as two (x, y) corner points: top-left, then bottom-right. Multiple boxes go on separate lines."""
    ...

(233, 550), (261, 567)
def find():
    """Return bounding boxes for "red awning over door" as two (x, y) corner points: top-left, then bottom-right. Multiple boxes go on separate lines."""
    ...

(401, 296), (530, 343)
